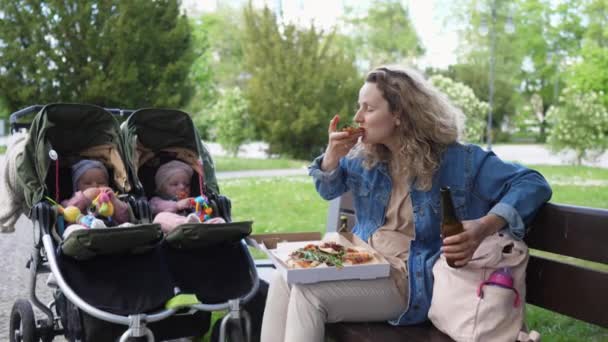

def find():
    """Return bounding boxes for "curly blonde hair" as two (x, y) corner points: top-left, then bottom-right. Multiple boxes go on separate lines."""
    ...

(352, 66), (463, 191)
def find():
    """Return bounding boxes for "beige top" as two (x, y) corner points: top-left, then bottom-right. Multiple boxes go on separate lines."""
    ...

(368, 162), (415, 301)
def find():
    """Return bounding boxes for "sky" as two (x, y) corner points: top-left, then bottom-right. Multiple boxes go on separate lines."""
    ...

(181, 0), (459, 69)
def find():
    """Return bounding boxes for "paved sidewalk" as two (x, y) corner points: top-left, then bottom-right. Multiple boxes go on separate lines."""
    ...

(490, 144), (608, 168)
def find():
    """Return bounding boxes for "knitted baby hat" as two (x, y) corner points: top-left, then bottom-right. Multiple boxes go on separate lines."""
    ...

(72, 159), (109, 191)
(155, 160), (194, 194)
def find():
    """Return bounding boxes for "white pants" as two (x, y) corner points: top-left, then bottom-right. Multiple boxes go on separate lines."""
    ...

(260, 272), (407, 342)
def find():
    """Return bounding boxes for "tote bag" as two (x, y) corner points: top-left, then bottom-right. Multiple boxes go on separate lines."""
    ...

(428, 232), (539, 342)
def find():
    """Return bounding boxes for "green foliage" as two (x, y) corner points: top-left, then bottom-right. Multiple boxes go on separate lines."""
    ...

(429, 75), (488, 143)
(516, 0), (584, 109)
(184, 17), (216, 139)
(197, 8), (246, 90)
(242, 6), (360, 159)
(582, 0), (608, 47)
(437, 63), (518, 136)
(344, 0), (424, 68)
(186, 8), (246, 138)
(567, 41), (608, 107)
(0, 0), (196, 114)
(449, 0), (583, 137)
(546, 88), (608, 165)
(206, 87), (254, 156)
(511, 94), (548, 142)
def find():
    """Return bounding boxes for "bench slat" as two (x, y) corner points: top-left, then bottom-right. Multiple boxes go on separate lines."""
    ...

(526, 255), (608, 328)
(526, 203), (608, 264)
(326, 321), (453, 342)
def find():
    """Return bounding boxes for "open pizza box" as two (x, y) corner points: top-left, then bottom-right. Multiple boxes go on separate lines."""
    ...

(250, 232), (390, 284)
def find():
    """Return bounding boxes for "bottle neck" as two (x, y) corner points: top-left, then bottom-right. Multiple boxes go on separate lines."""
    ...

(440, 188), (459, 224)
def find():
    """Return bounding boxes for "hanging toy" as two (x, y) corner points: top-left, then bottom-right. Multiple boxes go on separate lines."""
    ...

(92, 189), (114, 218)
(193, 195), (213, 221)
(46, 191), (112, 229)
(58, 205), (98, 228)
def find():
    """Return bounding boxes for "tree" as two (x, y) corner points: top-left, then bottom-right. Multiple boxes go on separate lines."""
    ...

(546, 88), (608, 165)
(185, 16), (216, 138)
(435, 63), (517, 141)
(566, 0), (608, 107)
(566, 41), (608, 107)
(344, 0), (424, 68)
(203, 87), (254, 157)
(242, 6), (360, 159)
(0, 0), (196, 114)
(197, 7), (246, 90)
(448, 0), (583, 141)
(186, 7), (246, 138)
(429, 75), (489, 143)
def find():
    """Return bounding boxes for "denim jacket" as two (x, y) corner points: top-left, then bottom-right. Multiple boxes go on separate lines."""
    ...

(309, 143), (552, 325)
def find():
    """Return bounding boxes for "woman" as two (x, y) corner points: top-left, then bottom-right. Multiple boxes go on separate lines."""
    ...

(260, 66), (552, 342)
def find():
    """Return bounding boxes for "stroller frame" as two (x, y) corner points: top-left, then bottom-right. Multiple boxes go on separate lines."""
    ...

(9, 104), (261, 342)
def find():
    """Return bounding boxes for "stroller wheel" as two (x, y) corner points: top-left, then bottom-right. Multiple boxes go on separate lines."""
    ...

(9, 299), (37, 342)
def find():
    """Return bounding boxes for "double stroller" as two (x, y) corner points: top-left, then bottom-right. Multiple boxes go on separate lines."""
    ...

(7, 103), (260, 342)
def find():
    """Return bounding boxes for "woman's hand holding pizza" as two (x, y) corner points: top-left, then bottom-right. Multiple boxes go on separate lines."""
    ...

(321, 114), (364, 172)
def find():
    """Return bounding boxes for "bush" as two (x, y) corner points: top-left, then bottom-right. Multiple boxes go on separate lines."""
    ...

(546, 88), (608, 164)
(205, 88), (254, 156)
(429, 75), (489, 143)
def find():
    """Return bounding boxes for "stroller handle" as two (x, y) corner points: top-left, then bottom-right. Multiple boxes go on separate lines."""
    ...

(9, 104), (135, 133)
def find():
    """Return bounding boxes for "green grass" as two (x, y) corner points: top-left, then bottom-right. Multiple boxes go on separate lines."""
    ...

(527, 164), (608, 209)
(526, 305), (608, 342)
(213, 156), (308, 172)
(222, 176), (328, 234)
(202, 164), (608, 342)
(0, 145), (6, 154)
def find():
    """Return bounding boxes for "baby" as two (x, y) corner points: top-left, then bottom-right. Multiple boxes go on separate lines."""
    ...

(62, 159), (130, 237)
(150, 160), (224, 233)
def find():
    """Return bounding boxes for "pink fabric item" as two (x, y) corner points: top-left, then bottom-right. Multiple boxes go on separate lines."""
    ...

(149, 196), (179, 215)
(109, 198), (130, 224)
(62, 191), (91, 212)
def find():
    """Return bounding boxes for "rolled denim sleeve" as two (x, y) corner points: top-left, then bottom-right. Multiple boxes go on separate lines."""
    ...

(471, 148), (552, 239)
(488, 202), (525, 239)
(308, 154), (348, 200)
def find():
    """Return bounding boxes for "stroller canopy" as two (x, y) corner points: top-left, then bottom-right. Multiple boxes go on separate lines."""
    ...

(17, 103), (130, 209)
(121, 108), (218, 195)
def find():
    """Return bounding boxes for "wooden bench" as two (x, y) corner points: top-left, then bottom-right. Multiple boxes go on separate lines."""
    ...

(324, 192), (608, 341)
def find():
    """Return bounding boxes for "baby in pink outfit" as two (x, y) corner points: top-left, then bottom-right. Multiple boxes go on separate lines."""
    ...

(62, 159), (131, 237)
(150, 160), (225, 233)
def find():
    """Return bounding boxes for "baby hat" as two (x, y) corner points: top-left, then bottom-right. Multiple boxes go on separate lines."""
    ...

(155, 160), (194, 193)
(72, 159), (109, 191)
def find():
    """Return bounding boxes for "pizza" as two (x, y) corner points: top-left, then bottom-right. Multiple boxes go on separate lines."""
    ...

(341, 125), (365, 136)
(287, 242), (374, 269)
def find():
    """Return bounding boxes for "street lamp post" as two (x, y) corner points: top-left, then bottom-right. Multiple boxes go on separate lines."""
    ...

(480, 0), (514, 151)
(487, 5), (497, 150)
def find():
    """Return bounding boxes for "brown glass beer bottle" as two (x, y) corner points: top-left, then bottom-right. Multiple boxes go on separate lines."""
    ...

(440, 186), (464, 268)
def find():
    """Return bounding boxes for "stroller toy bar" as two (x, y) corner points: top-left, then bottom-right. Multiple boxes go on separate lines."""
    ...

(46, 190), (115, 229)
